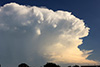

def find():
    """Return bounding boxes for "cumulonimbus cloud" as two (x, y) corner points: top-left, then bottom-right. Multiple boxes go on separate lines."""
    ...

(0, 3), (99, 67)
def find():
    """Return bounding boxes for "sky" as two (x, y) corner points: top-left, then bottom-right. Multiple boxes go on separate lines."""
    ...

(0, 0), (100, 67)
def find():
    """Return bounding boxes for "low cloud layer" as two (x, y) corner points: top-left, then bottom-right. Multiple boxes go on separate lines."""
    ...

(0, 3), (98, 67)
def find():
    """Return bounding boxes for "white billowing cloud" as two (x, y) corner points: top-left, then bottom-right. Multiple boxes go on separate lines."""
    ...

(0, 3), (99, 67)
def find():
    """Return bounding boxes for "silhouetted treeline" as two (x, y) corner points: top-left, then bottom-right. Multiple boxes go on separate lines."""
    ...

(17, 63), (100, 67)
(0, 62), (100, 67)
(18, 63), (29, 67)
(69, 65), (100, 67)
(44, 62), (60, 67)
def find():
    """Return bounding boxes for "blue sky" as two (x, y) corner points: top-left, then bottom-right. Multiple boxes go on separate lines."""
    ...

(0, 0), (100, 67)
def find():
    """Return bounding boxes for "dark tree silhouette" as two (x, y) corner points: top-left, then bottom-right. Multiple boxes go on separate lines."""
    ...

(68, 66), (71, 67)
(18, 63), (29, 67)
(44, 62), (60, 67)
(73, 65), (79, 67)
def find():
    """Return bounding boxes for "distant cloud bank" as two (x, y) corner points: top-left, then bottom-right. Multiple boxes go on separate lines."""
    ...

(0, 3), (99, 66)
